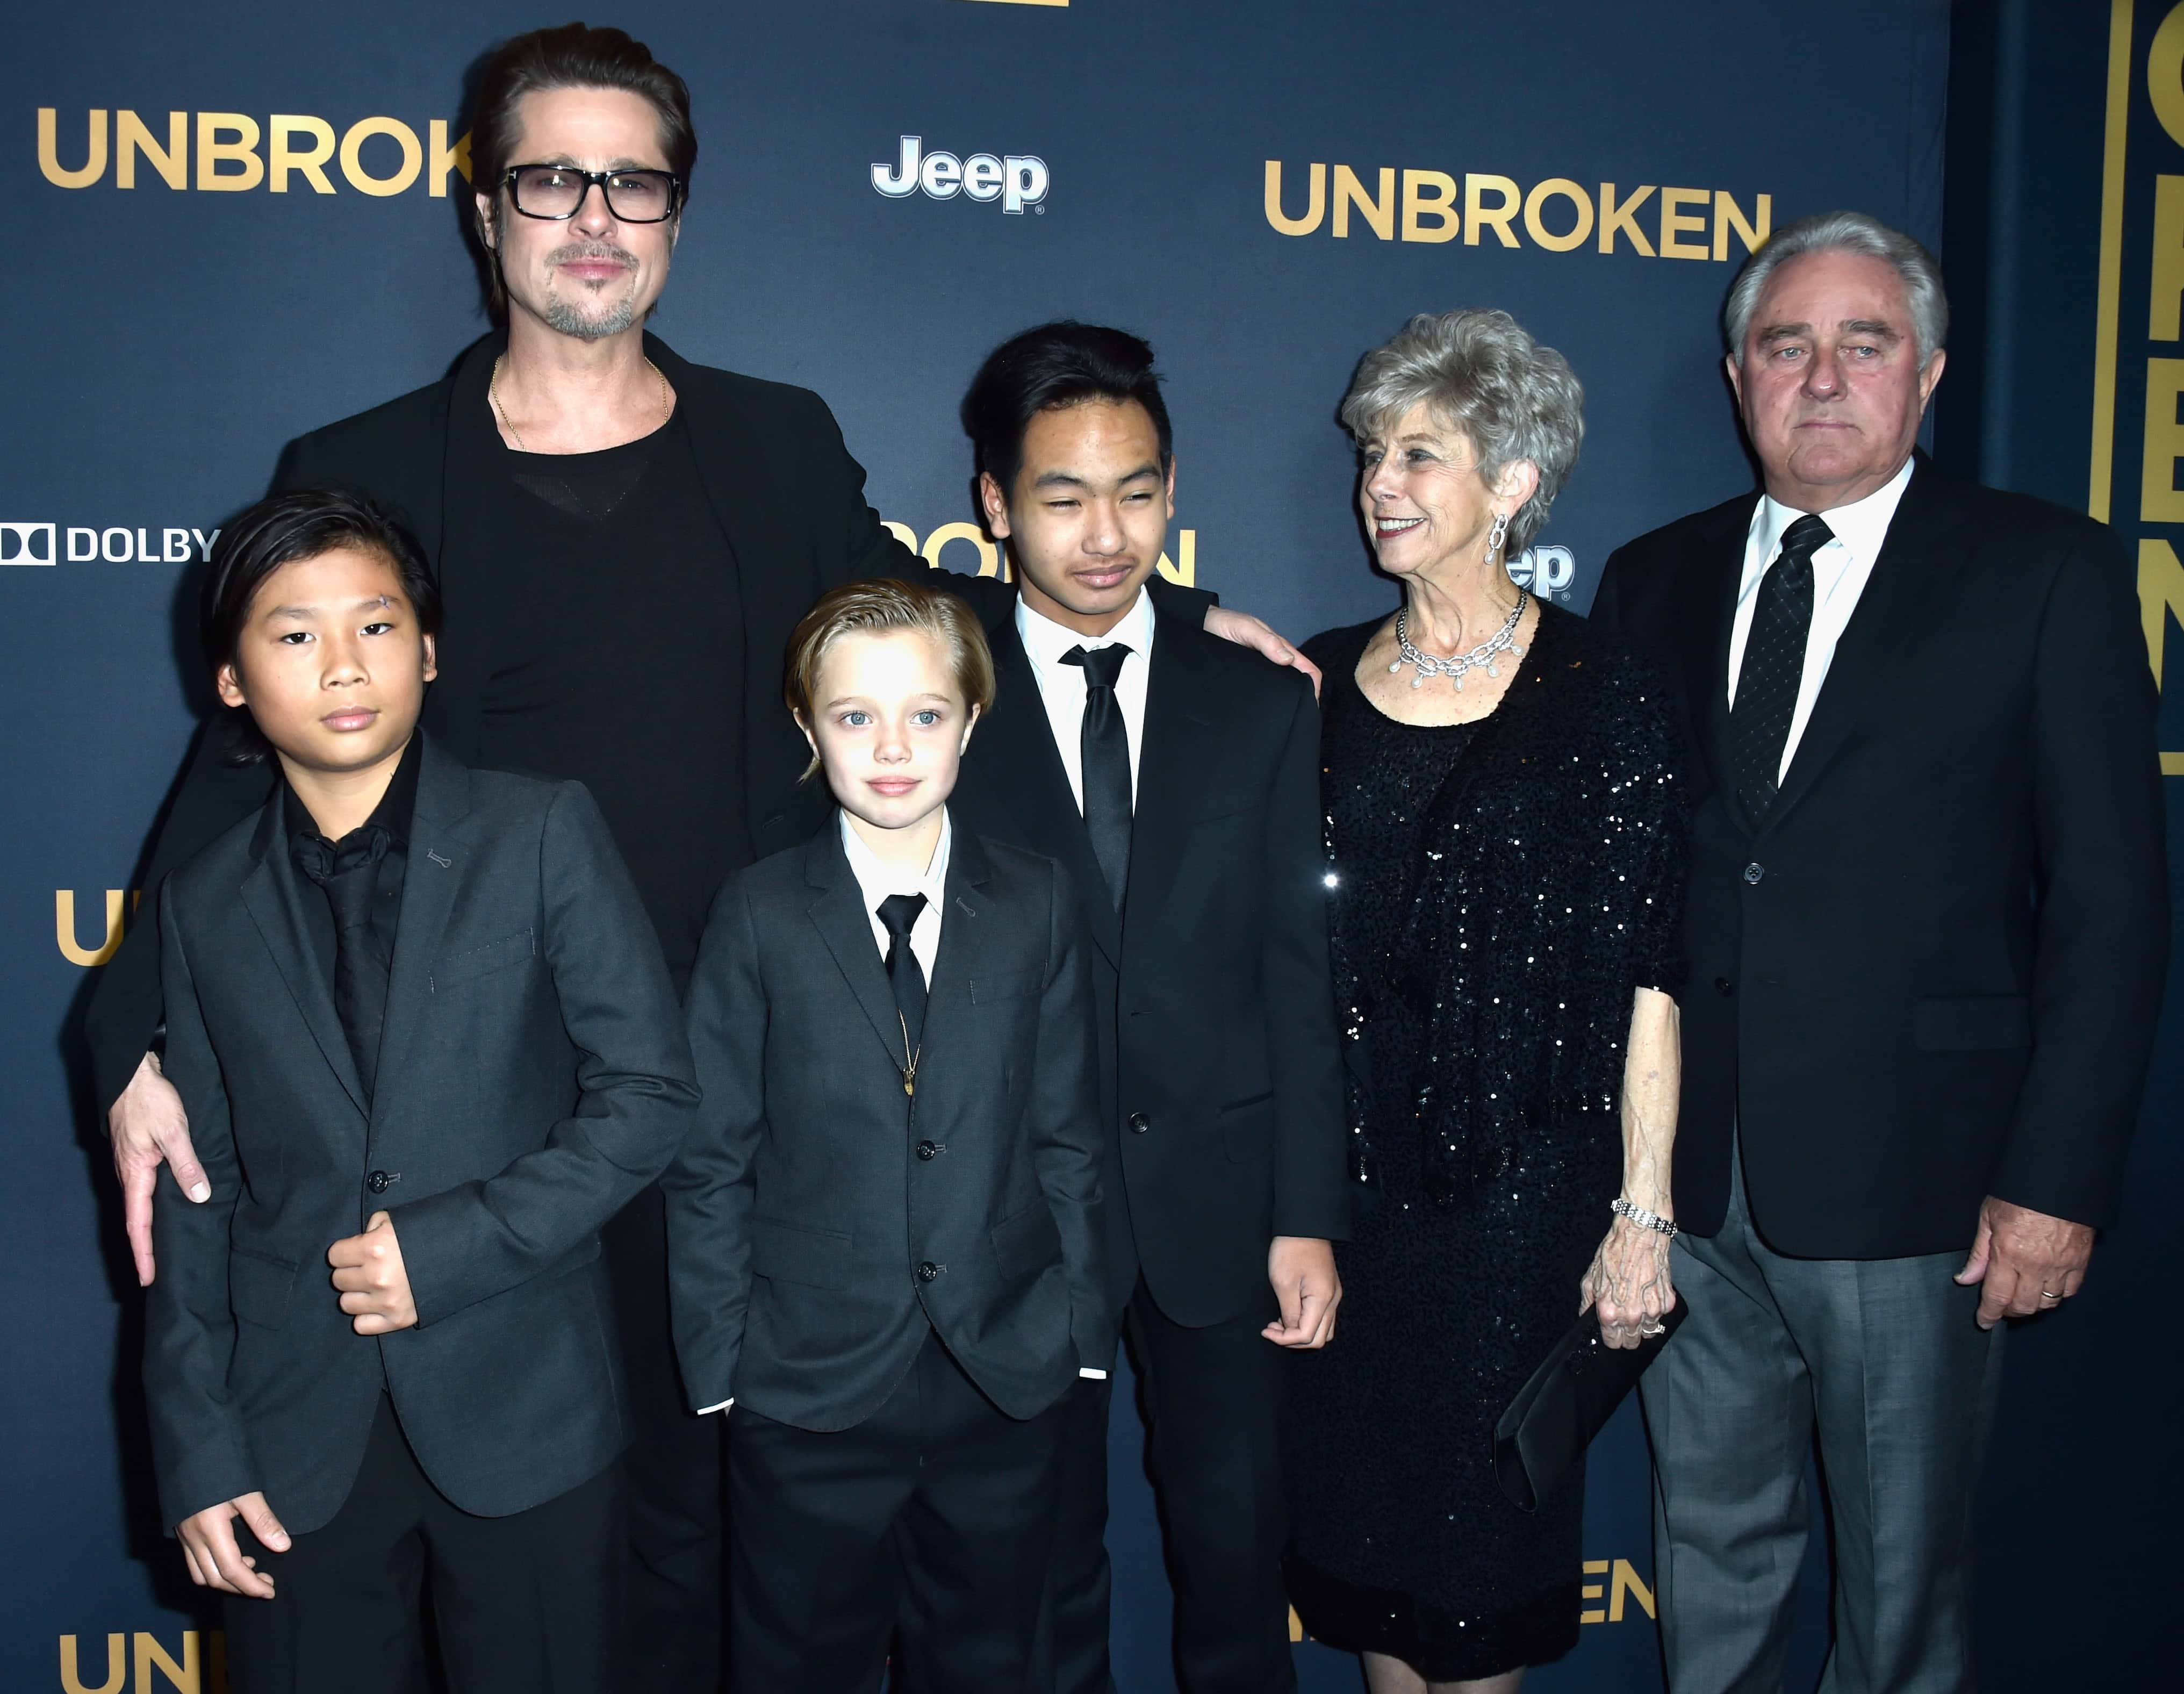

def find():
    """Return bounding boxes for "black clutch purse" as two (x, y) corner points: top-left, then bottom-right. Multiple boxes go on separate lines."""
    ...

(1492, 1301), (1686, 1512)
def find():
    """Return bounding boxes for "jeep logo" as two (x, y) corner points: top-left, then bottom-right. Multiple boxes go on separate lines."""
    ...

(872, 137), (1049, 214)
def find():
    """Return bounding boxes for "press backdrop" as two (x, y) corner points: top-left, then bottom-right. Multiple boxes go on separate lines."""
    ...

(4, 4), (2168, 1691)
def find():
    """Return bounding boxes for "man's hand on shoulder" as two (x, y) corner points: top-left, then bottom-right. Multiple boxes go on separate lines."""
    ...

(1264, 1235), (1341, 1348)
(1955, 1195), (2095, 1330)
(328, 1211), (418, 1334)
(1204, 607), (1323, 697)
(178, 1491), (288, 1599)
(111, 1051), (208, 1287)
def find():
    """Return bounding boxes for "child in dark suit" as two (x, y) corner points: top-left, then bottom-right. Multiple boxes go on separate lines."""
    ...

(664, 578), (1110, 1692)
(143, 489), (699, 1694)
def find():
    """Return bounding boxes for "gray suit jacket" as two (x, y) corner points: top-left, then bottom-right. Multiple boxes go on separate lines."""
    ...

(663, 821), (1110, 1432)
(145, 737), (699, 1533)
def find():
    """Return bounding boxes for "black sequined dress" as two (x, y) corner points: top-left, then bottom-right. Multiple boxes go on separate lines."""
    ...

(1283, 605), (1686, 1681)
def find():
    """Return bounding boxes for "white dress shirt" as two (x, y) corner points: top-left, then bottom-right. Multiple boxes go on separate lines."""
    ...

(703, 807), (1100, 1408)
(1726, 456), (1914, 783)
(1015, 589), (1156, 813)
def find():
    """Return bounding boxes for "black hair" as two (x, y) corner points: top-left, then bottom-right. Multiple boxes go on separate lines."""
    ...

(200, 487), (441, 764)
(470, 21), (697, 310)
(959, 321), (1175, 500)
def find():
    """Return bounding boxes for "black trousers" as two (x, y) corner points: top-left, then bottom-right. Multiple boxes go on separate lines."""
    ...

(222, 1395), (622, 1694)
(726, 1327), (1068, 1693)
(1046, 1279), (1295, 1694)
(602, 1183), (724, 1692)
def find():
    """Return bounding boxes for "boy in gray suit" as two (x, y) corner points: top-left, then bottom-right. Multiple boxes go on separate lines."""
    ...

(143, 489), (699, 1694)
(664, 578), (1110, 1693)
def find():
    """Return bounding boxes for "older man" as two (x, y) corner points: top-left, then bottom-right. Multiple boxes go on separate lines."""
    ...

(1592, 211), (2167, 1692)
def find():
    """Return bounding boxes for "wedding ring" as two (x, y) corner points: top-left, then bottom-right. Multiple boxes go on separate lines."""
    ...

(2039, 1289), (2063, 1301)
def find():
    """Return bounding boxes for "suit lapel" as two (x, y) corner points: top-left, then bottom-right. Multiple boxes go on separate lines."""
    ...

(1765, 460), (1967, 829)
(922, 830), (1002, 1061)
(978, 627), (1123, 967)
(371, 739), (477, 1128)
(1679, 500), (1755, 834)
(238, 791), (369, 1117)
(804, 828), (919, 1071)
(1122, 603), (1218, 936)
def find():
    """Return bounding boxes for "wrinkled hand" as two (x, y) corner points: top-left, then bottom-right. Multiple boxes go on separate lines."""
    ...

(1955, 1196), (2094, 1330)
(111, 1051), (208, 1287)
(1582, 1215), (1677, 1350)
(328, 1211), (418, 1334)
(1264, 1235), (1341, 1348)
(178, 1491), (288, 1599)
(1203, 607), (1323, 697)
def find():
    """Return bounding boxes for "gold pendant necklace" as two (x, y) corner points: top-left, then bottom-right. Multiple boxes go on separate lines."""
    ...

(897, 1011), (922, 1099)
(489, 354), (671, 454)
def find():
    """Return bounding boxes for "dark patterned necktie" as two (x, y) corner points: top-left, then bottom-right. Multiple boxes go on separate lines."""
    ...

(293, 826), (393, 1099)
(1060, 643), (1134, 909)
(1729, 514), (1833, 824)
(877, 892), (928, 1051)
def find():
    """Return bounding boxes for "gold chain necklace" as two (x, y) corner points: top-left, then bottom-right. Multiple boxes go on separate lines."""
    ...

(488, 354), (669, 454)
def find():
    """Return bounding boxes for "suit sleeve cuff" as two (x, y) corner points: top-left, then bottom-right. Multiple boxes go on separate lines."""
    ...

(699, 1398), (732, 1415)
(1078, 1368), (1107, 1380)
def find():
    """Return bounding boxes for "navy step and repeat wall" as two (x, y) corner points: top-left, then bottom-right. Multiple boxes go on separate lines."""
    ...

(3, 2), (2172, 1690)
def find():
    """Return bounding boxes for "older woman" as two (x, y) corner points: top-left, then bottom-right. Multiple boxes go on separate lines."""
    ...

(1283, 310), (1686, 1694)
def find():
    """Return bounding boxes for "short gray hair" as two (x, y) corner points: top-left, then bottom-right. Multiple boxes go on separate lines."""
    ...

(1339, 309), (1584, 558)
(1722, 210), (1948, 367)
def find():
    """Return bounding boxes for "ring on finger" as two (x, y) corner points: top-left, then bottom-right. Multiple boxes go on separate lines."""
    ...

(2039, 1288), (2063, 1302)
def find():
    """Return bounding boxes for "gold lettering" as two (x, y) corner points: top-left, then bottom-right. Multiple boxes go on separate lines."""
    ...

(1522, 177), (1593, 252)
(1464, 174), (1521, 247)
(2154, 176), (2184, 340)
(1579, 1557), (1610, 1624)
(1263, 161), (1325, 236)
(116, 111), (185, 191)
(1659, 186), (1709, 259)
(429, 120), (472, 196)
(2141, 539), (2184, 686)
(1609, 1557), (1656, 1621)
(57, 890), (127, 967)
(196, 113), (263, 191)
(921, 520), (1003, 579)
(2150, 2), (2184, 147)
(38, 109), (107, 188)
(1332, 166), (1395, 240)
(1598, 182), (1656, 255)
(58, 1634), (125, 1694)
(1157, 528), (1196, 587)
(2142, 358), (2184, 521)
(1713, 189), (1772, 261)
(881, 520), (918, 554)
(133, 1631), (200, 1693)
(1401, 169), (1459, 243)
(340, 117), (422, 197)
(270, 116), (337, 194)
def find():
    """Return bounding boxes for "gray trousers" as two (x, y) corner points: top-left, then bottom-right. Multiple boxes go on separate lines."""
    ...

(1638, 1151), (2004, 1694)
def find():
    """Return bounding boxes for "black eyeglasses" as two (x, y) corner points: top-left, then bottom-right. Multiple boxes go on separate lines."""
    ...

(502, 164), (682, 224)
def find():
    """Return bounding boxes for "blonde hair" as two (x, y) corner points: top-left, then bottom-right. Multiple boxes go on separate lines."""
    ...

(785, 579), (997, 779)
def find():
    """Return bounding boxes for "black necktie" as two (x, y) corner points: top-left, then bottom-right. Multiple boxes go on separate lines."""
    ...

(1729, 514), (1833, 825)
(293, 826), (393, 1099)
(1060, 643), (1134, 909)
(877, 892), (929, 1054)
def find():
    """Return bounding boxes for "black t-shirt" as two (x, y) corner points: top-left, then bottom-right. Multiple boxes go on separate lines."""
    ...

(475, 412), (746, 990)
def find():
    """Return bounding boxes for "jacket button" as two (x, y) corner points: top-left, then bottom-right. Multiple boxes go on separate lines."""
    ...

(1714, 977), (1734, 997)
(1743, 862), (1765, 885)
(1127, 1112), (1151, 1135)
(916, 1140), (942, 1161)
(916, 1261), (942, 1282)
(365, 1171), (393, 1194)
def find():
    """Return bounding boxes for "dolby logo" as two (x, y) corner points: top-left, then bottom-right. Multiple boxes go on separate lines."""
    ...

(872, 137), (1049, 214)
(2, 521), (220, 565)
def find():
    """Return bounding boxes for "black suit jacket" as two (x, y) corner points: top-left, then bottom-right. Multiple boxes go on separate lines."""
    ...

(662, 823), (1110, 1431)
(950, 597), (1349, 1325)
(1592, 456), (2167, 1257)
(82, 330), (1212, 1112)
(146, 738), (699, 1533)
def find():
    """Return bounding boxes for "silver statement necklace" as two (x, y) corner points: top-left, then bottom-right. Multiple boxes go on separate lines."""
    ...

(1390, 590), (1530, 690)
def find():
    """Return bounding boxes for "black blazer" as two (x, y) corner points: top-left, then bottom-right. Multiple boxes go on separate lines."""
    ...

(662, 823), (1110, 1431)
(1591, 456), (2168, 1257)
(950, 597), (1349, 1325)
(84, 331), (1211, 1113)
(145, 738), (699, 1534)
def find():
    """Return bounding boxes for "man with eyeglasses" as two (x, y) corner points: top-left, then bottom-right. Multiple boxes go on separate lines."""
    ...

(84, 21), (1311, 1693)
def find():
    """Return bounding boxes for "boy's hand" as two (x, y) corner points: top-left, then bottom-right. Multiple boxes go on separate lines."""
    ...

(178, 1492), (288, 1598)
(1263, 1235), (1341, 1348)
(328, 1211), (418, 1333)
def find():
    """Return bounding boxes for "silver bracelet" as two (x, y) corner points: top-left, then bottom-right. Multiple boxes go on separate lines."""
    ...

(1611, 1197), (1677, 1238)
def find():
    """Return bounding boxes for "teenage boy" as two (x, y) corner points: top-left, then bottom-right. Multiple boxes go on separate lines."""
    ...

(952, 323), (1350, 1694)
(145, 489), (699, 1694)
(663, 578), (1109, 1692)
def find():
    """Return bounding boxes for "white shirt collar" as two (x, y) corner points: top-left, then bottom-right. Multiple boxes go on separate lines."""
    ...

(1015, 586), (1157, 671)
(1751, 455), (1915, 573)
(838, 805), (952, 911)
